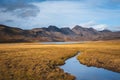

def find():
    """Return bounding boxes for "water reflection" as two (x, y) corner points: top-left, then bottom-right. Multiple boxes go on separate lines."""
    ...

(60, 54), (120, 80)
(40, 42), (84, 44)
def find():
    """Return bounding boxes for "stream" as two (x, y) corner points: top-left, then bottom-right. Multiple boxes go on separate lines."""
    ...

(60, 53), (120, 80)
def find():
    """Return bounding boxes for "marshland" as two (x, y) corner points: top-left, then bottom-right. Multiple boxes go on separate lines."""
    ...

(0, 40), (120, 80)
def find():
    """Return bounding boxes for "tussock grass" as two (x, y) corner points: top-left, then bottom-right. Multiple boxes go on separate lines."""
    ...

(0, 40), (120, 80)
(77, 40), (120, 72)
(0, 44), (77, 80)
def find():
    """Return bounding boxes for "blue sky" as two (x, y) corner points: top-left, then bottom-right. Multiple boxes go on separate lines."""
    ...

(0, 0), (120, 31)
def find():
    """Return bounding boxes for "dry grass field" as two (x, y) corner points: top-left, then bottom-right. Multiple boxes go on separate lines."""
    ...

(0, 40), (120, 80)
(0, 44), (77, 80)
(77, 40), (120, 72)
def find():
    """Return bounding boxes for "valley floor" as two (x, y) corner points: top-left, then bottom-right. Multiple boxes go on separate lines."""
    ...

(0, 40), (120, 80)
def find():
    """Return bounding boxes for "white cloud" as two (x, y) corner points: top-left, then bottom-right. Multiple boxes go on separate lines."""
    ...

(93, 24), (108, 31)
(80, 21), (108, 31)
(80, 21), (96, 28)
(0, 0), (120, 31)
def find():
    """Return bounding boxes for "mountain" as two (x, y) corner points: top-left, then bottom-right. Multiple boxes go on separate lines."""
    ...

(98, 29), (120, 40)
(0, 24), (25, 42)
(0, 24), (120, 43)
(72, 25), (100, 40)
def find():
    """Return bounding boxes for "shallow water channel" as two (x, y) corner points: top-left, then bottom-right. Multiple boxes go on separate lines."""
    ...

(60, 53), (120, 80)
(40, 41), (84, 44)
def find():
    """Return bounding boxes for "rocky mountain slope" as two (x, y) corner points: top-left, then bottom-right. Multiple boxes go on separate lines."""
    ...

(0, 24), (120, 43)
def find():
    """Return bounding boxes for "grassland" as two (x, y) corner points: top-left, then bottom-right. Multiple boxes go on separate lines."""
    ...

(0, 40), (120, 80)
(0, 44), (78, 80)
(77, 40), (120, 72)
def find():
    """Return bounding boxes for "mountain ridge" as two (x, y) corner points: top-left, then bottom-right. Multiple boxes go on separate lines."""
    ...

(0, 24), (120, 43)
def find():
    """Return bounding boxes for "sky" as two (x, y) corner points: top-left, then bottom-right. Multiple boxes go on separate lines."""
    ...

(0, 0), (120, 31)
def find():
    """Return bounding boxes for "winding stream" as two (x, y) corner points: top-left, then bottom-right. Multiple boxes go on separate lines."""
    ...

(60, 53), (120, 80)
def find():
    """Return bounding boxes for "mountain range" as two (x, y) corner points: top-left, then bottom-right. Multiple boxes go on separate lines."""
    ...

(0, 24), (120, 43)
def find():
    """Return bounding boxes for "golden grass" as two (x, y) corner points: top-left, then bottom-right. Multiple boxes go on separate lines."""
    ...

(0, 44), (77, 80)
(0, 40), (120, 80)
(77, 40), (120, 72)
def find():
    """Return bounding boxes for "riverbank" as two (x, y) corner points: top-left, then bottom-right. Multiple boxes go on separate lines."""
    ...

(0, 44), (77, 80)
(77, 40), (120, 72)
(60, 52), (120, 80)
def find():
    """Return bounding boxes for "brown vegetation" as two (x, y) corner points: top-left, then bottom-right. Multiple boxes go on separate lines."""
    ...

(0, 44), (77, 80)
(0, 40), (120, 80)
(77, 40), (120, 72)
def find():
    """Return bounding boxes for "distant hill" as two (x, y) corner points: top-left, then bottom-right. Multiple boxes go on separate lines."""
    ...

(0, 24), (120, 43)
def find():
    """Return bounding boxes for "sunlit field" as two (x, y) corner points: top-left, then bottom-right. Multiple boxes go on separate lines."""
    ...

(0, 40), (120, 80)
(77, 40), (120, 72)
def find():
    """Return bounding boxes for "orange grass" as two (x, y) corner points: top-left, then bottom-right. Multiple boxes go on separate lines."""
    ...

(0, 40), (120, 80)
